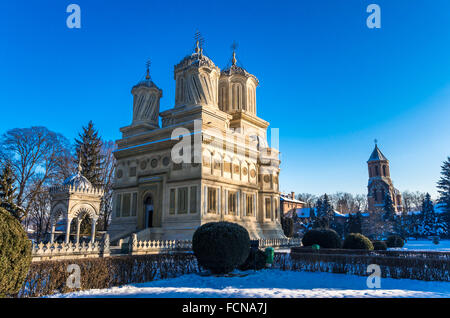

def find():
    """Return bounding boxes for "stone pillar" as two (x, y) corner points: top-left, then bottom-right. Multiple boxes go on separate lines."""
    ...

(90, 218), (97, 243)
(76, 218), (82, 244)
(50, 223), (56, 243)
(65, 218), (72, 244)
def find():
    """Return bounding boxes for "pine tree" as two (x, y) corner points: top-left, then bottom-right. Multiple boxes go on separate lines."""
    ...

(75, 121), (104, 187)
(383, 193), (395, 222)
(314, 194), (335, 229)
(437, 156), (450, 235)
(0, 162), (24, 221)
(420, 193), (435, 237)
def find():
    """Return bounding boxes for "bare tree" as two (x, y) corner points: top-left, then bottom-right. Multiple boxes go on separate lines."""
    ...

(0, 127), (71, 224)
(98, 140), (116, 231)
(297, 193), (317, 208)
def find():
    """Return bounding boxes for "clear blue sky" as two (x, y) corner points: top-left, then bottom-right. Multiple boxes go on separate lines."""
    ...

(1, 0), (449, 198)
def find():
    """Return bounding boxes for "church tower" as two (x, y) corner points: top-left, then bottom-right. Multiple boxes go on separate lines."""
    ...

(367, 143), (403, 213)
(121, 62), (163, 138)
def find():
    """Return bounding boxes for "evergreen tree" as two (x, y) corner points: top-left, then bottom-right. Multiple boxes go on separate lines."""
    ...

(437, 156), (450, 235)
(0, 161), (24, 221)
(75, 121), (104, 187)
(314, 194), (335, 228)
(420, 193), (436, 237)
(347, 211), (363, 234)
(383, 193), (395, 222)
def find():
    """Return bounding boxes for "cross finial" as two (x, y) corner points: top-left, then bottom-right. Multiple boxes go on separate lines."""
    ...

(77, 152), (82, 174)
(194, 30), (205, 55)
(145, 59), (151, 80)
(231, 41), (238, 66)
(374, 139), (378, 146)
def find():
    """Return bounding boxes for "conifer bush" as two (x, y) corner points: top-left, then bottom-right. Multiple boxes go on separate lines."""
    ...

(192, 222), (250, 274)
(343, 233), (374, 250)
(0, 207), (32, 297)
(386, 235), (405, 248)
(301, 228), (342, 249)
(238, 249), (266, 271)
(372, 240), (388, 251)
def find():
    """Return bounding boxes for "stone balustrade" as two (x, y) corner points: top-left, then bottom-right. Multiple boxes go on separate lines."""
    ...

(129, 234), (192, 255)
(31, 234), (300, 261)
(257, 237), (302, 248)
(31, 234), (110, 262)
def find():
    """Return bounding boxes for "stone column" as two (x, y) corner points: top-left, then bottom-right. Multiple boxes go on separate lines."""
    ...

(65, 218), (72, 244)
(90, 218), (97, 243)
(76, 218), (82, 244)
(50, 223), (56, 243)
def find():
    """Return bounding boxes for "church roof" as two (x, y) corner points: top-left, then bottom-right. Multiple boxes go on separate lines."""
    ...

(63, 160), (92, 189)
(221, 50), (259, 83)
(368, 144), (388, 162)
(132, 63), (161, 91)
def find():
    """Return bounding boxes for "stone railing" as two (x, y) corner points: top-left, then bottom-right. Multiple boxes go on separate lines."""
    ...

(129, 234), (192, 255)
(31, 234), (110, 262)
(257, 238), (302, 248)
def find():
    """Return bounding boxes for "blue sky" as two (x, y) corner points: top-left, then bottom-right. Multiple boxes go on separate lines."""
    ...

(1, 0), (449, 198)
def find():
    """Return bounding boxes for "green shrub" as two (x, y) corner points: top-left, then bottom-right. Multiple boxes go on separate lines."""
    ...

(302, 228), (342, 249)
(238, 249), (266, 271)
(372, 241), (388, 251)
(343, 233), (373, 250)
(0, 207), (32, 297)
(192, 222), (250, 274)
(386, 235), (405, 248)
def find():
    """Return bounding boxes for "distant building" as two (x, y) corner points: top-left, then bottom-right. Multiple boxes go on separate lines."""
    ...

(367, 144), (403, 213)
(280, 192), (305, 217)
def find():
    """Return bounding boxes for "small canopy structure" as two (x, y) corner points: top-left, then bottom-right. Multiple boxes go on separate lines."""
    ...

(48, 163), (104, 244)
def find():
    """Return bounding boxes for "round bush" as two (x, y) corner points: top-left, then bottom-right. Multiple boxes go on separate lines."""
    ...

(343, 233), (373, 250)
(0, 207), (32, 297)
(302, 228), (342, 249)
(193, 222), (250, 274)
(386, 235), (405, 248)
(372, 241), (387, 251)
(238, 249), (266, 271)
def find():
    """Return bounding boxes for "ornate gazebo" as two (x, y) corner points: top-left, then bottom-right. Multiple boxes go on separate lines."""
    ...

(49, 163), (104, 244)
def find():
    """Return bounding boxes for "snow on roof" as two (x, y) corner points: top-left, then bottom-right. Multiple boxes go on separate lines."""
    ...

(280, 193), (305, 204)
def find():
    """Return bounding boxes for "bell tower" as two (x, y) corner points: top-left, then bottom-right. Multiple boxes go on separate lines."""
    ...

(120, 61), (163, 138)
(367, 141), (403, 213)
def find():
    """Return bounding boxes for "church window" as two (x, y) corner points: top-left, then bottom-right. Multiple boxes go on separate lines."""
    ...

(265, 198), (272, 219)
(169, 189), (176, 214)
(375, 166), (379, 176)
(383, 165), (387, 176)
(207, 187), (217, 213)
(190, 186), (197, 213)
(131, 193), (137, 216)
(228, 191), (237, 215)
(246, 194), (254, 216)
(177, 187), (188, 214)
(122, 193), (131, 217)
(116, 194), (122, 217)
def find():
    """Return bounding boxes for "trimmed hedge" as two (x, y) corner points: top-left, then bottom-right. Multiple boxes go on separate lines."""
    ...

(192, 222), (250, 274)
(302, 229), (342, 249)
(343, 233), (373, 250)
(277, 252), (450, 282)
(239, 249), (266, 271)
(386, 235), (405, 248)
(19, 253), (198, 298)
(0, 207), (32, 297)
(372, 241), (388, 251)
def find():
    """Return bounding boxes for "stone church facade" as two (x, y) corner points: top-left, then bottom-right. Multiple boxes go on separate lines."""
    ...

(367, 144), (403, 213)
(107, 41), (285, 242)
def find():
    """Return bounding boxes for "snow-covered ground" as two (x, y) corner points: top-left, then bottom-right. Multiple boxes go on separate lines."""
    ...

(397, 239), (450, 252)
(49, 269), (450, 298)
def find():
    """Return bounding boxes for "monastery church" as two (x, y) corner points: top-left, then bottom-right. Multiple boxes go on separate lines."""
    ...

(107, 40), (285, 242)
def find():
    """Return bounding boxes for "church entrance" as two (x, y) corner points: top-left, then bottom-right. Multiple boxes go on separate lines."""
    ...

(144, 196), (154, 228)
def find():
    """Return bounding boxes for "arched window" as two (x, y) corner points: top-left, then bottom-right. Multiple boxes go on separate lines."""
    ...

(375, 166), (379, 176)
(383, 165), (387, 176)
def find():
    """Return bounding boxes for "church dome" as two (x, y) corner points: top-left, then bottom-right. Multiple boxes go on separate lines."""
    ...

(63, 172), (92, 189)
(63, 161), (92, 189)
